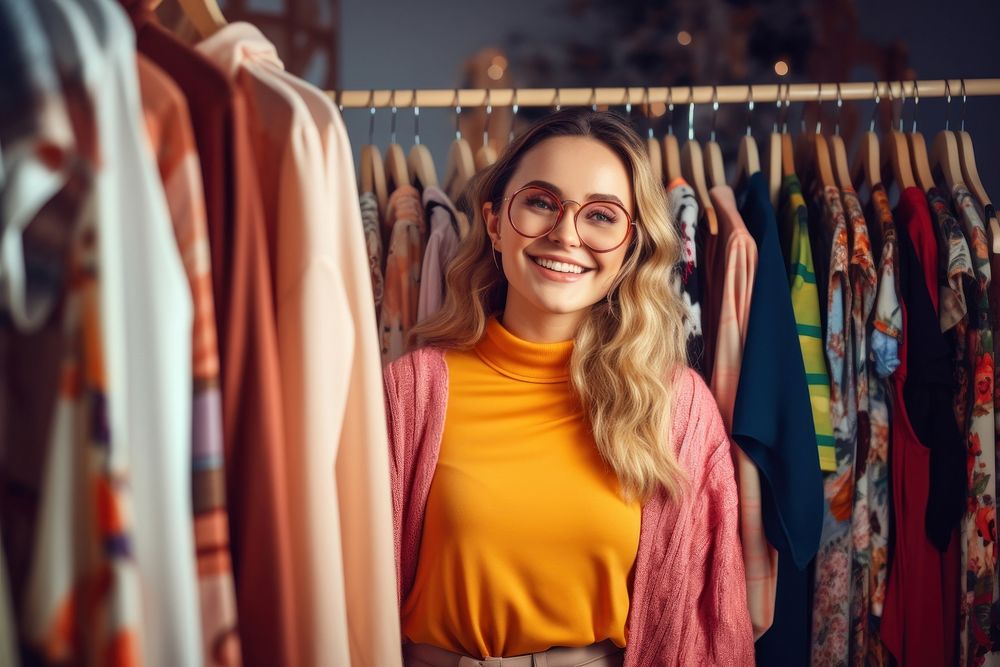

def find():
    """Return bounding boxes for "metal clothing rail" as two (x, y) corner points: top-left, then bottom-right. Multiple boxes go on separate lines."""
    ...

(331, 78), (1000, 109)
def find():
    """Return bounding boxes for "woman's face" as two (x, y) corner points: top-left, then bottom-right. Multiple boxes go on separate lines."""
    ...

(484, 136), (635, 340)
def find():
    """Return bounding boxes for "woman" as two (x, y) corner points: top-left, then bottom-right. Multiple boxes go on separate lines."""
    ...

(384, 109), (754, 666)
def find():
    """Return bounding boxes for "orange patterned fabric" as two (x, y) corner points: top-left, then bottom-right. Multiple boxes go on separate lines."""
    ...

(137, 55), (241, 666)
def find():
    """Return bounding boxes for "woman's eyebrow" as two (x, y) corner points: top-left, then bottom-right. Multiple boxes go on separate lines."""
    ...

(521, 179), (627, 207)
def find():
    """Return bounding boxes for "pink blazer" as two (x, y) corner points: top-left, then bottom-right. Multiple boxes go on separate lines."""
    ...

(383, 347), (755, 666)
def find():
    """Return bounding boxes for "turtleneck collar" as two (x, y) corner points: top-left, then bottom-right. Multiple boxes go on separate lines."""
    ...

(475, 317), (574, 383)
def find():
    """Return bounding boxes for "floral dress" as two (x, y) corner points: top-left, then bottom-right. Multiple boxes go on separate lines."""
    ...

(952, 184), (998, 667)
(839, 189), (878, 667)
(811, 185), (855, 666)
(667, 178), (704, 372)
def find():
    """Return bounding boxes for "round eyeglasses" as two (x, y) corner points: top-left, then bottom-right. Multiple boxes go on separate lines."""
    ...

(501, 185), (636, 253)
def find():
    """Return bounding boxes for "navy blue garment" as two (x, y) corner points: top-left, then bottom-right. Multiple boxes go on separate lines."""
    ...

(733, 172), (824, 569)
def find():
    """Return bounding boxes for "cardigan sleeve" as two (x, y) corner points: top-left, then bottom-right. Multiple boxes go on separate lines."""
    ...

(383, 357), (411, 608)
(681, 402), (756, 665)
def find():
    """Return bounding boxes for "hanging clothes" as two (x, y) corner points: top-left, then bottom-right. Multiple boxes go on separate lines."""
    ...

(811, 183), (855, 666)
(881, 194), (960, 667)
(199, 22), (401, 667)
(418, 185), (463, 322)
(361, 191), (385, 317)
(123, 5), (298, 663)
(136, 53), (242, 665)
(853, 183), (901, 667)
(380, 184), (427, 365)
(733, 171), (824, 632)
(25, 1), (200, 664)
(667, 177), (705, 373)
(950, 184), (998, 667)
(699, 185), (776, 639)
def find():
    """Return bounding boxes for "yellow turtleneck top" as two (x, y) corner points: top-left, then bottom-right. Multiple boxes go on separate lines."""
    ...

(401, 317), (642, 659)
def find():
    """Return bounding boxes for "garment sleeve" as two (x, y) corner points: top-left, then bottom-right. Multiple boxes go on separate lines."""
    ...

(382, 359), (409, 608)
(681, 418), (756, 665)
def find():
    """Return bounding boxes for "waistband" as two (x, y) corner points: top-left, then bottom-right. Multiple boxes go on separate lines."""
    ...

(403, 639), (624, 667)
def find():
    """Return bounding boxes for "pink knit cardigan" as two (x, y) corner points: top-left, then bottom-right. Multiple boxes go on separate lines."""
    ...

(383, 347), (755, 666)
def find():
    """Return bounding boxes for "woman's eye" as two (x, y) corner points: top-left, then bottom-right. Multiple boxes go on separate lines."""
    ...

(527, 196), (558, 211)
(587, 207), (617, 224)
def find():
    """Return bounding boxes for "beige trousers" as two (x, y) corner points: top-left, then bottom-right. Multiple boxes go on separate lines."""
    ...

(403, 639), (625, 667)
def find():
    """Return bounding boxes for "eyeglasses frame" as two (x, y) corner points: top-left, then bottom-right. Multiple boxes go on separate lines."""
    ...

(500, 184), (637, 253)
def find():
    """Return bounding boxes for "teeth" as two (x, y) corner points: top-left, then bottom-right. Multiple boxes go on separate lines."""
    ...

(533, 256), (585, 274)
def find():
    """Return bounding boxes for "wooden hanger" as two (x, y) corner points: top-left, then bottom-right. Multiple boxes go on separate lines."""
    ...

(662, 89), (682, 183)
(880, 83), (916, 190)
(178, 0), (227, 38)
(474, 90), (498, 171)
(680, 88), (718, 235)
(444, 91), (476, 201)
(828, 84), (852, 189)
(766, 83), (789, 207)
(383, 92), (410, 191)
(358, 92), (389, 214)
(642, 90), (663, 184)
(903, 82), (934, 192)
(405, 91), (438, 189)
(796, 84), (836, 189)
(952, 79), (1000, 252)
(850, 82), (882, 192)
(732, 86), (761, 191)
(704, 87), (726, 188)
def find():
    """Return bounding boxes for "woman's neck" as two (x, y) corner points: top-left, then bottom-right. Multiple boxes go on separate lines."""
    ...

(500, 296), (585, 344)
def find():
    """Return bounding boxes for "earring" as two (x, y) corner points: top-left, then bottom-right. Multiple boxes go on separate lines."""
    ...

(492, 247), (502, 274)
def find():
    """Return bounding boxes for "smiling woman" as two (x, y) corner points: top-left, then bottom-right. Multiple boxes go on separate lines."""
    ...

(387, 109), (754, 665)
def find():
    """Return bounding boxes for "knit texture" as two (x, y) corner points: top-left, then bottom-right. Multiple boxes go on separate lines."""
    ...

(384, 347), (755, 666)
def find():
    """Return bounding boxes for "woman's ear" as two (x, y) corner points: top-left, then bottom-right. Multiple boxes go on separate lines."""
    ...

(483, 201), (501, 247)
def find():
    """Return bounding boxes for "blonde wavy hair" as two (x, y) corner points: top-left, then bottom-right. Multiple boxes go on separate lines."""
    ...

(413, 109), (688, 501)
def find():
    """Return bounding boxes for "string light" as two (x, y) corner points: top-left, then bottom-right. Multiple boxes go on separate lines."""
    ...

(774, 60), (789, 76)
(677, 30), (692, 46)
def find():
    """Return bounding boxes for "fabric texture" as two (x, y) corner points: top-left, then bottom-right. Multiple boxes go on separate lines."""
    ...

(26, 2), (201, 665)
(199, 22), (401, 667)
(778, 174), (834, 472)
(381, 185), (426, 364)
(667, 178), (705, 372)
(136, 53), (241, 666)
(950, 184), (997, 667)
(701, 185), (776, 639)
(360, 191), (385, 316)
(127, 7), (297, 663)
(384, 347), (755, 666)
(417, 186), (462, 323)
(881, 203), (960, 667)
(402, 319), (640, 658)
(810, 184), (855, 665)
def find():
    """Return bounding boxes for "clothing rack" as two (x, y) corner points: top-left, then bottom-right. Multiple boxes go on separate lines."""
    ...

(332, 78), (1000, 109)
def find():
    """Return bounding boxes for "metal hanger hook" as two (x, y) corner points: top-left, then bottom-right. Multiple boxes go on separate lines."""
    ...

(554, 88), (561, 112)
(667, 86), (675, 137)
(868, 81), (880, 134)
(710, 86), (719, 142)
(960, 78), (967, 132)
(453, 89), (463, 141)
(814, 83), (823, 135)
(644, 87), (654, 139)
(483, 89), (493, 148)
(897, 81), (906, 132)
(508, 88), (520, 144)
(911, 80), (920, 134)
(834, 83), (843, 137)
(687, 86), (696, 142)
(390, 89), (398, 144)
(590, 87), (598, 112)
(746, 85), (754, 137)
(944, 79), (953, 132)
(367, 89), (377, 145)
(412, 89), (422, 146)
(780, 83), (792, 134)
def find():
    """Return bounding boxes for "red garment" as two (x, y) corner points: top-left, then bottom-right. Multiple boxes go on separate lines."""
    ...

(881, 196), (958, 667)
(120, 5), (297, 665)
(896, 187), (941, 314)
